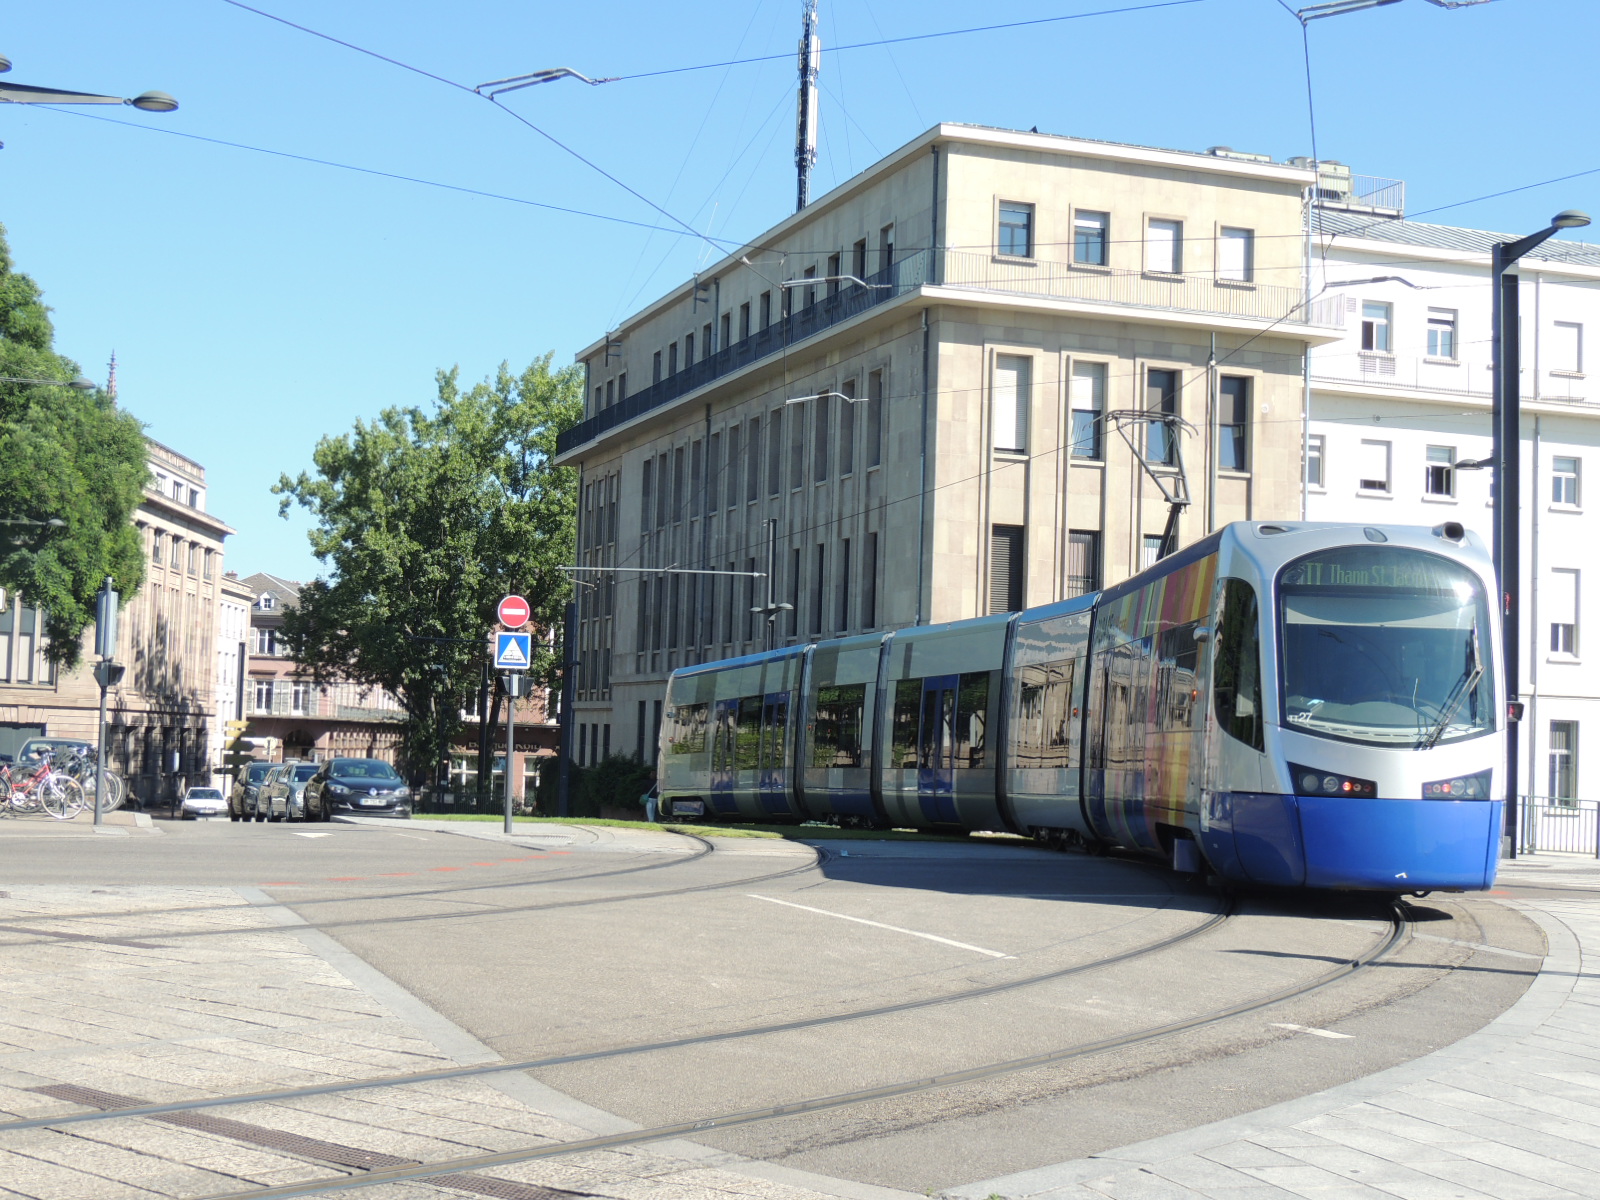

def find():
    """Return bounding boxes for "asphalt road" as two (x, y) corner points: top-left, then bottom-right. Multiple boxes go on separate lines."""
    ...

(0, 817), (1547, 1193)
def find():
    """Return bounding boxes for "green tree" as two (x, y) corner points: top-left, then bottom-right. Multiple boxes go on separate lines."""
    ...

(274, 356), (582, 783)
(0, 223), (146, 668)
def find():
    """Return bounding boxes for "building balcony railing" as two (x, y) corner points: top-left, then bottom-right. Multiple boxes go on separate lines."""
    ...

(1313, 352), (1588, 404)
(556, 248), (1338, 456)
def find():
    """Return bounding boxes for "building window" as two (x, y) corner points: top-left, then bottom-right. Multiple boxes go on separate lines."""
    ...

(1070, 362), (1105, 459)
(852, 238), (868, 282)
(258, 593), (276, 611)
(1066, 531), (1100, 598)
(789, 404), (806, 489)
(1358, 439), (1391, 493)
(1553, 456), (1581, 507)
(802, 266), (816, 310)
(170, 537), (182, 569)
(811, 544), (826, 635)
(188, 543), (200, 575)
(746, 416), (761, 502)
(760, 291), (772, 329)
(1427, 309), (1458, 359)
(1306, 435), (1325, 488)
(1553, 321), (1584, 374)
(604, 379), (615, 408)
(1073, 211), (1108, 266)
(253, 679), (274, 712)
(864, 532), (879, 628)
(151, 530), (163, 563)
(1218, 376), (1249, 471)
(826, 252), (841, 299)
(813, 393), (830, 481)
(867, 369), (884, 467)
(684, 332), (695, 368)
(668, 342), (678, 375)
(1146, 219), (1182, 274)
(1218, 227), (1253, 282)
(1361, 302), (1392, 353)
(1550, 720), (1579, 804)
(203, 549), (214, 580)
(739, 302), (751, 340)
(617, 373), (626, 401)
(998, 202), (1033, 258)
(837, 537), (851, 631)
(989, 525), (1024, 614)
(839, 379), (857, 475)
(1145, 368), (1179, 466)
(1550, 569), (1579, 657)
(879, 223), (895, 274)
(292, 681), (310, 714)
(991, 355), (1031, 454)
(1425, 446), (1456, 497)
(719, 313), (730, 350)
(653, 351), (662, 384)
(1141, 535), (1164, 569)
(768, 409), (783, 496)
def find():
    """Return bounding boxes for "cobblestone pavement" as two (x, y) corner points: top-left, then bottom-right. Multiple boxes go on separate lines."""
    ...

(950, 857), (1600, 1200)
(0, 884), (913, 1200)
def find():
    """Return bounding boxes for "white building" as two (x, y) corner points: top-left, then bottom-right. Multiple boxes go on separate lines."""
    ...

(211, 572), (254, 784)
(1305, 183), (1600, 846)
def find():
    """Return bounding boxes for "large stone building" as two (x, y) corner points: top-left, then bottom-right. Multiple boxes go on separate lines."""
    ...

(0, 440), (233, 802)
(1304, 184), (1600, 834)
(210, 571), (254, 782)
(557, 123), (1340, 763)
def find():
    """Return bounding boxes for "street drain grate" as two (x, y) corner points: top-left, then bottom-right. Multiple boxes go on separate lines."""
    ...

(29, 1083), (597, 1200)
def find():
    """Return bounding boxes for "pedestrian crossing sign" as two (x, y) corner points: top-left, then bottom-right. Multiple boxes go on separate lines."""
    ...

(494, 631), (532, 670)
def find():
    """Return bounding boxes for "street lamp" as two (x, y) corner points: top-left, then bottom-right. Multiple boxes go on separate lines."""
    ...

(1491, 208), (1590, 859)
(474, 68), (615, 100)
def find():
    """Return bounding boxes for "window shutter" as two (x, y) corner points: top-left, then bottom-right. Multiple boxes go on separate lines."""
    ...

(1549, 569), (1579, 628)
(989, 525), (1024, 614)
(992, 355), (1029, 453)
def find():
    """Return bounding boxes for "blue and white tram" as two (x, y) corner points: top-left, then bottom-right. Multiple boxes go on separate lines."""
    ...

(658, 521), (1505, 893)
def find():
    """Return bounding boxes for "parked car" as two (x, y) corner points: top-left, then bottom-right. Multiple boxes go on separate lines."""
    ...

(17, 737), (94, 764)
(304, 758), (412, 820)
(257, 761), (320, 822)
(180, 786), (227, 819)
(230, 761), (275, 821)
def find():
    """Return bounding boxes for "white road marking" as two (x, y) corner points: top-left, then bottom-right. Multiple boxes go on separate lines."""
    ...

(1414, 934), (1545, 961)
(1272, 1022), (1352, 1039)
(748, 894), (1013, 958)
(290, 832), (334, 838)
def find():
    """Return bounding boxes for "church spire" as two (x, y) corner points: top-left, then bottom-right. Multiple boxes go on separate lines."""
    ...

(106, 351), (117, 403)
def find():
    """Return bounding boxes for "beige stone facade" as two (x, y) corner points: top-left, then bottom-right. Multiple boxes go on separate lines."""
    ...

(557, 124), (1342, 762)
(0, 440), (233, 803)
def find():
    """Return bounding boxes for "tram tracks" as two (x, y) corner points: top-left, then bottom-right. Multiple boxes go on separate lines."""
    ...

(62, 900), (1410, 1200)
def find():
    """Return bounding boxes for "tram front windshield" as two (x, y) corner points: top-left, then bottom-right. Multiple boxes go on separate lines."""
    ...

(1279, 546), (1495, 748)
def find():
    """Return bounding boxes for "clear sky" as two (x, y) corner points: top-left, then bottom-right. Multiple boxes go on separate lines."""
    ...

(4, 0), (1596, 583)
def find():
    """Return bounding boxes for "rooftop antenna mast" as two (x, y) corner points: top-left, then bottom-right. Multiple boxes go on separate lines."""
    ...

(794, 0), (820, 212)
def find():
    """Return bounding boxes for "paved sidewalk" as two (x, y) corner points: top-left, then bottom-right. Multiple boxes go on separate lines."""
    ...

(0, 884), (906, 1200)
(950, 856), (1600, 1200)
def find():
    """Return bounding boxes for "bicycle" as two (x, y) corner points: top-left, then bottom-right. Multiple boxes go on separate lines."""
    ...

(56, 746), (124, 813)
(2, 751), (85, 820)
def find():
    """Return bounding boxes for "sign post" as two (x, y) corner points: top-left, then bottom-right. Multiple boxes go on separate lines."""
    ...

(91, 578), (122, 826)
(491, 599), (531, 835)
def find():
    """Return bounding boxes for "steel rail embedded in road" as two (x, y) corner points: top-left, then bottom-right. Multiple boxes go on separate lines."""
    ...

(168, 902), (1414, 1200)
(0, 891), (1233, 1134)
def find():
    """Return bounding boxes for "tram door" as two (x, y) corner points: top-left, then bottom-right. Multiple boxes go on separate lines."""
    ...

(917, 674), (961, 824)
(756, 693), (791, 815)
(708, 698), (740, 814)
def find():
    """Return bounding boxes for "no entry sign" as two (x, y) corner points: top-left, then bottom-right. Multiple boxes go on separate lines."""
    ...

(497, 594), (531, 629)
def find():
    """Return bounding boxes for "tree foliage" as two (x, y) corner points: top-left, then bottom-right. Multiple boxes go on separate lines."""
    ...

(0, 223), (147, 668)
(274, 357), (583, 781)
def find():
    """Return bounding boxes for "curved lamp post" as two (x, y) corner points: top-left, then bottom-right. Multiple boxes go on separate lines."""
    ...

(0, 56), (177, 113)
(1492, 209), (1591, 857)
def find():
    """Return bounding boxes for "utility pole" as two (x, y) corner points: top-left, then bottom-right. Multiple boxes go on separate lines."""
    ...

(794, 0), (820, 212)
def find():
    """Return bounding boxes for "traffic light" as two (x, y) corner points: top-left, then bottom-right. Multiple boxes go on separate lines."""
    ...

(225, 719), (248, 741)
(222, 719), (252, 774)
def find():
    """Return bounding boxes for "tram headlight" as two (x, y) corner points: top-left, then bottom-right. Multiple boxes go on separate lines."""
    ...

(1422, 769), (1492, 800)
(1289, 763), (1378, 799)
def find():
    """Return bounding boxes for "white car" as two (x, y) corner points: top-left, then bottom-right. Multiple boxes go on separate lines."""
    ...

(180, 786), (228, 819)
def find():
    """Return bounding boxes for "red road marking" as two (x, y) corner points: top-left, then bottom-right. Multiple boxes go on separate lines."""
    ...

(430, 866), (462, 872)
(471, 862), (498, 866)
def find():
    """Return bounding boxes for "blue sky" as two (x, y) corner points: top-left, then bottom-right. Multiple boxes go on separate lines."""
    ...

(4, 0), (1596, 583)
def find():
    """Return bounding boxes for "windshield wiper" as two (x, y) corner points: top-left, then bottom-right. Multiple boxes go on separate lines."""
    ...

(1420, 626), (1484, 750)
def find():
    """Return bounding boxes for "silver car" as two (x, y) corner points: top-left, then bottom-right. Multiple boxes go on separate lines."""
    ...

(180, 786), (227, 819)
(257, 761), (320, 822)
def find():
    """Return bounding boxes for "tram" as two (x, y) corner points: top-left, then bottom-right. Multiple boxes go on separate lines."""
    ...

(659, 521), (1505, 893)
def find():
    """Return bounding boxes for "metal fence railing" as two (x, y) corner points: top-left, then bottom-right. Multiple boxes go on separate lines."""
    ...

(1517, 794), (1600, 857)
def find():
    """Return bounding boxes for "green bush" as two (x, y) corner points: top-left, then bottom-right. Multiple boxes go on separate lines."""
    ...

(533, 753), (654, 818)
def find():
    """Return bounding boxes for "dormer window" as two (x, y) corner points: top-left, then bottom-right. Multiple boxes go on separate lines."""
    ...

(259, 594), (276, 611)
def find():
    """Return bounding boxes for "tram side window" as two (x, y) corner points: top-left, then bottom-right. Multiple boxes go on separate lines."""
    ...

(760, 698), (788, 771)
(956, 672), (990, 768)
(666, 703), (709, 761)
(1213, 579), (1264, 750)
(892, 680), (921, 768)
(734, 696), (764, 769)
(1014, 663), (1076, 769)
(812, 683), (866, 768)
(1157, 621), (1202, 730)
